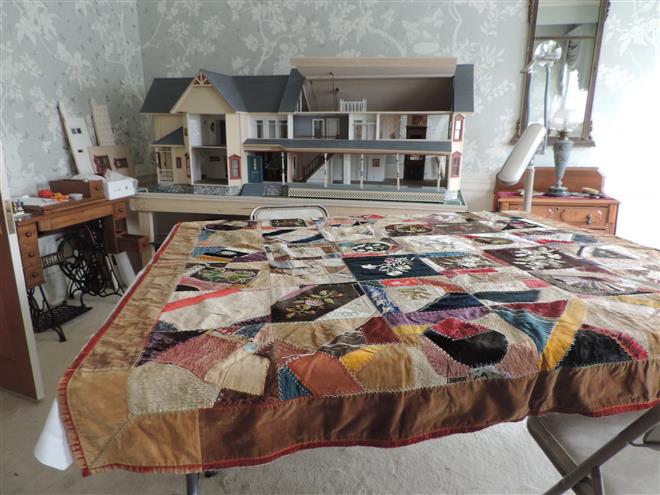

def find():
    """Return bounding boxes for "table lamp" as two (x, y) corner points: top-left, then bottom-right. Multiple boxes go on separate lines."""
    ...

(548, 107), (580, 197)
(497, 123), (546, 213)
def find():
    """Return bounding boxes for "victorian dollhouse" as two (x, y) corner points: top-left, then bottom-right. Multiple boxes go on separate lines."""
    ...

(141, 57), (473, 203)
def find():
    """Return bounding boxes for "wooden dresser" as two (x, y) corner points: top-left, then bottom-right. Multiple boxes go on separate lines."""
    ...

(494, 167), (619, 235)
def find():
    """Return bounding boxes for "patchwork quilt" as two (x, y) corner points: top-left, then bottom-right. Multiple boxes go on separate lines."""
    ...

(59, 211), (660, 475)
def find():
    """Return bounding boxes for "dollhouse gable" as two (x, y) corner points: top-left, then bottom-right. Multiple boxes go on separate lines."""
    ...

(171, 70), (239, 114)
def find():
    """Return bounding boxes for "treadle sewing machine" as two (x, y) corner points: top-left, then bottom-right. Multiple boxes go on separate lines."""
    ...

(15, 197), (149, 341)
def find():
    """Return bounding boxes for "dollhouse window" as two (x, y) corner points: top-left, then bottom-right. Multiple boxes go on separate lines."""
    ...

(185, 153), (191, 178)
(256, 120), (264, 138)
(353, 120), (363, 140)
(268, 120), (276, 138)
(229, 154), (241, 179)
(176, 157), (182, 169)
(279, 120), (288, 138)
(450, 152), (462, 178)
(453, 115), (464, 142)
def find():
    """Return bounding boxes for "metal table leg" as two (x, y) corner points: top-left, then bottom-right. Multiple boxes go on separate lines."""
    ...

(544, 404), (660, 495)
(185, 473), (200, 495)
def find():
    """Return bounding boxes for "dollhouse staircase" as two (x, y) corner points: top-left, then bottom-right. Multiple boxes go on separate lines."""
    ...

(302, 153), (334, 182)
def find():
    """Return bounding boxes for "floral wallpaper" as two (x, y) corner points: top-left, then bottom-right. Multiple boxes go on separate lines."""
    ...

(136, 0), (527, 174)
(1, 0), (149, 196)
(2, 1), (659, 245)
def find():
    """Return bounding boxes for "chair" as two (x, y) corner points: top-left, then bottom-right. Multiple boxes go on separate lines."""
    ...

(250, 204), (329, 221)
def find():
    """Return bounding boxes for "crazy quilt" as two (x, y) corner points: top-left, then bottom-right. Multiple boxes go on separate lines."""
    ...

(59, 211), (660, 476)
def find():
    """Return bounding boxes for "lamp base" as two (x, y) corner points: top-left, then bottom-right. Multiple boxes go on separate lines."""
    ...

(546, 185), (570, 197)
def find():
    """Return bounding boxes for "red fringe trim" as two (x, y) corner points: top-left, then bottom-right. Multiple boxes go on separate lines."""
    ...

(57, 224), (182, 477)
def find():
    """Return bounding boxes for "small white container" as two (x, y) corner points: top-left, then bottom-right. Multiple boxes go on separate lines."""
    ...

(70, 193), (83, 201)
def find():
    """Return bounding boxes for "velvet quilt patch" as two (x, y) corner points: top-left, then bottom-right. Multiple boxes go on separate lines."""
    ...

(59, 211), (660, 476)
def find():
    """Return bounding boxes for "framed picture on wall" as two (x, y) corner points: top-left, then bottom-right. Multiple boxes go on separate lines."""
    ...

(113, 157), (129, 169)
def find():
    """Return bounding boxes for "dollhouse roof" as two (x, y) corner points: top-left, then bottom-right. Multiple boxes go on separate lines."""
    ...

(141, 69), (304, 114)
(453, 65), (474, 113)
(153, 127), (184, 146)
(141, 78), (192, 113)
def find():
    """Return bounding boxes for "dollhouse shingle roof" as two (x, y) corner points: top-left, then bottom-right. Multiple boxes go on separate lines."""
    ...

(278, 69), (305, 112)
(234, 74), (290, 112)
(153, 127), (184, 146)
(453, 64), (474, 113)
(199, 70), (246, 111)
(140, 78), (192, 113)
(141, 69), (304, 114)
(201, 70), (297, 113)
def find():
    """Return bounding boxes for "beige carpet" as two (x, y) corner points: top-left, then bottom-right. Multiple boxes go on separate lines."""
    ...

(0, 296), (650, 494)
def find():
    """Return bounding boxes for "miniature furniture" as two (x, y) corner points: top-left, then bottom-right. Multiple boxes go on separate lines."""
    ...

(494, 167), (619, 234)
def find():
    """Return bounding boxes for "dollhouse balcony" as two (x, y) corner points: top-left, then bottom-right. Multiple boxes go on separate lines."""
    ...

(243, 138), (451, 155)
(340, 98), (367, 112)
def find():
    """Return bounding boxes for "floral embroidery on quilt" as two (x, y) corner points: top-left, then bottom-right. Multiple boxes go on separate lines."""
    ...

(122, 211), (658, 419)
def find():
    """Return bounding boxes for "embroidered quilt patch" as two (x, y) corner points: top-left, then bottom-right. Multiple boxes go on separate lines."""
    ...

(58, 211), (660, 476)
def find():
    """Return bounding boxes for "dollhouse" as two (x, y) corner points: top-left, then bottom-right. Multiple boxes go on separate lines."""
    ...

(140, 57), (473, 203)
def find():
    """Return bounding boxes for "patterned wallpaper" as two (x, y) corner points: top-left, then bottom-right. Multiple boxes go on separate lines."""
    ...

(0, 0), (149, 196)
(2, 1), (659, 244)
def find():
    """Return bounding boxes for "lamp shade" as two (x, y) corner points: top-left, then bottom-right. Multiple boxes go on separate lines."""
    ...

(550, 107), (581, 132)
(497, 124), (546, 185)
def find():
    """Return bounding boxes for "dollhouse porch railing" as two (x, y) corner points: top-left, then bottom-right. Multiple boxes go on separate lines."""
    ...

(340, 98), (367, 112)
(157, 168), (174, 182)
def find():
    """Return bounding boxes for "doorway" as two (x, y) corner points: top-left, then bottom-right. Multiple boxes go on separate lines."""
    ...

(403, 155), (425, 181)
(248, 155), (263, 183)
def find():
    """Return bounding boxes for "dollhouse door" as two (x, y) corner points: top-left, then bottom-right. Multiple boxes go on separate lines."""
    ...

(248, 155), (263, 183)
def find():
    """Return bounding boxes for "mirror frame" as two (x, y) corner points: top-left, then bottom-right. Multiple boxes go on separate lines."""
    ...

(515, 0), (610, 147)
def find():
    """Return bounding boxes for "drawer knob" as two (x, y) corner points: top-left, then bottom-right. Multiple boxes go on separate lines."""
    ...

(586, 214), (593, 225)
(31, 272), (38, 278)
(28, 251), (35, 258)
(94, 185), (101, 190)
(118, 207), (124, 213)
(25, 231), (32, 237)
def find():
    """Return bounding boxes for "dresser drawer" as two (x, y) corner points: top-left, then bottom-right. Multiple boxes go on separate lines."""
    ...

(20, 241), (40, 268)
(558, 206), (608, 227)
(530, 205), (561, 219)
(17, 224), (40, 265)
(113, 201), (128, 219)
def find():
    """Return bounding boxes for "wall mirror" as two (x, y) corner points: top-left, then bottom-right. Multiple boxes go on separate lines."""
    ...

(516, 0), (609, 146)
